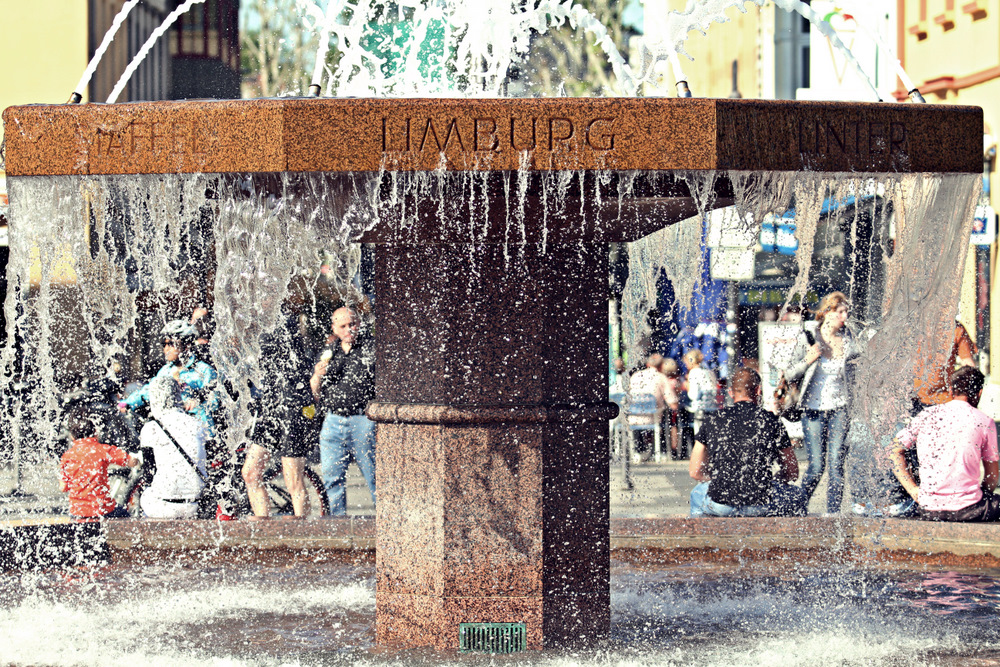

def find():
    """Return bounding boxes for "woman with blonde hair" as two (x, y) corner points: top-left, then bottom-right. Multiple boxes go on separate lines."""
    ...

(784, 291), (859, 514)
(683, 349), (718, 455)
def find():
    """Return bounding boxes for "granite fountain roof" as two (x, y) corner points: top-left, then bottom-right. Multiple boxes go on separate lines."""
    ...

(2, 97), (983, 176)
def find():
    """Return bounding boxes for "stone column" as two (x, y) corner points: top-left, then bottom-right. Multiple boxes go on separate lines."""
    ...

(370, 242), (614, 650)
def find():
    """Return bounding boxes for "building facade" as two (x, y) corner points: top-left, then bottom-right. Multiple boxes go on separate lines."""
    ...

(898, 0), (997, 384)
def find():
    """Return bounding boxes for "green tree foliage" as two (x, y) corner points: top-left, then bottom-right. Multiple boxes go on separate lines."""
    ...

(521, 0), (637, 97)
(240, 0), (338, 98)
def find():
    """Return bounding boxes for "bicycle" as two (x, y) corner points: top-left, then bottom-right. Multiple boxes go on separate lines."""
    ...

(112, 420), (330, 519)
(257, 459), (330, 518)
(108, 364), (331, 518)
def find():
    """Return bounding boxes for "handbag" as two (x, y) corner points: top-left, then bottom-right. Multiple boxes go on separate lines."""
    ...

(774, 377), (803, 422)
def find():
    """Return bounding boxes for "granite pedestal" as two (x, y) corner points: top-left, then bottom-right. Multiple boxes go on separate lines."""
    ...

(368, 243), (613, 648)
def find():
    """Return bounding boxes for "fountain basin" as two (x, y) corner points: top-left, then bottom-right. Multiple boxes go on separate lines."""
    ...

(6, 517), (1000, 571)
(5, 518), (1000, 665)
(1, 96), (986, 650)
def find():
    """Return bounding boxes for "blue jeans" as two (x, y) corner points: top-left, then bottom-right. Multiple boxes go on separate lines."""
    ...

(689, 481), (805, 517)
(801, 408), (850, 513)
(319, 412), (377, 516)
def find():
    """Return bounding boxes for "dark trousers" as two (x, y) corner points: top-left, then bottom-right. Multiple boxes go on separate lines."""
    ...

(677, 409), (694, 459)
(920, 493), (1000, 522)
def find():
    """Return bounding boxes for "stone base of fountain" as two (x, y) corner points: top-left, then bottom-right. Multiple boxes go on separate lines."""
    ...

(3, 98), (982, 176)
(6, 517), (1000, 571)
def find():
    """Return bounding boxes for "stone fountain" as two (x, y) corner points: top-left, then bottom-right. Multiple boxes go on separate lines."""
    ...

(1, 96), (983, 651)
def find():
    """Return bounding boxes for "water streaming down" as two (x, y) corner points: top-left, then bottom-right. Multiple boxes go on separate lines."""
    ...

(0, 159), (987, 665)
(208, 174), (374, 466)
(621, 170), (981, 483)
(621, 172), (717, 369)
(3, 168), (979, 462)
(0, 2), (992, 665)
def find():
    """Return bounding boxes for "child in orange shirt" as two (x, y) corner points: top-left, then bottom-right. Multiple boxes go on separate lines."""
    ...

(59, 409), (138, 520)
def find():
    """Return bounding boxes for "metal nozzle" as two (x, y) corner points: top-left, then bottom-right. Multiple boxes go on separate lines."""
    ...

(908, 88), (926, 104)
(676, 80), (692, 98)
(728, 60), (742, 99)
(308, 84), (321, 98)
(67, 92), (83, 104)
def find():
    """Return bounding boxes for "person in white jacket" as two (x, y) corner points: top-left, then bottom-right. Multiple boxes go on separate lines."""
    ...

(683, 349), (718, 435)
(783, 292), (859, 515)
(139, 375), (208, 519)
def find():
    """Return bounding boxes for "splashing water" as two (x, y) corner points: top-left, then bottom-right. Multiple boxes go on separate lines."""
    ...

(638, 0), (881, 100)
(2, 19), (987, 665)
(0, 4), (987, 667)
(639, 0), (761, 88)
(91, 0), (889, 103)
(308, 0), (638, 97)
(771, 0), (881, 100)
(1, 1), (986, 644)
(298, 0), (346, 93)
(831, 4), (921, 94)
(4, 558), (1000, 665)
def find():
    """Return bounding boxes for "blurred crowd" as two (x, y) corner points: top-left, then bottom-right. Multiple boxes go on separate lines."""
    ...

(58, 295), (376, 522)
(614, 291), (999, 523)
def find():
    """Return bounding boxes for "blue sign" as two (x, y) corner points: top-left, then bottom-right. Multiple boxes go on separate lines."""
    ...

(971, 205), (996, 246)
(760, 214), (799, 255)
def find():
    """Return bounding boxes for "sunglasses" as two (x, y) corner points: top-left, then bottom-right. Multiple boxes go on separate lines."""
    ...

(163, 339), (180, 347)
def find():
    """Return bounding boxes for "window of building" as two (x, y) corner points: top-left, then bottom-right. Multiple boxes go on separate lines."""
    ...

(171, 0), (239, 70)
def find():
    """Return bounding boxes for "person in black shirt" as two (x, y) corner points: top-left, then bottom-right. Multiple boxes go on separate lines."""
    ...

(689, 368), (803, 517)
(310, 306), (376, 515)
(241, 307), (319, 518)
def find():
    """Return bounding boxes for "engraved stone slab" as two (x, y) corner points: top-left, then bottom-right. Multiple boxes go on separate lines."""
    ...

(3, 98), (982, 176)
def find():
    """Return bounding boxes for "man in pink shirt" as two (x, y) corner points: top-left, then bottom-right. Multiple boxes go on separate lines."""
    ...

(890, 366), (1000, 522)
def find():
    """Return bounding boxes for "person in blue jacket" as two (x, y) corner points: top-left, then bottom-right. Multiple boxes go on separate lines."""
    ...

(121, 319), (220, 437)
